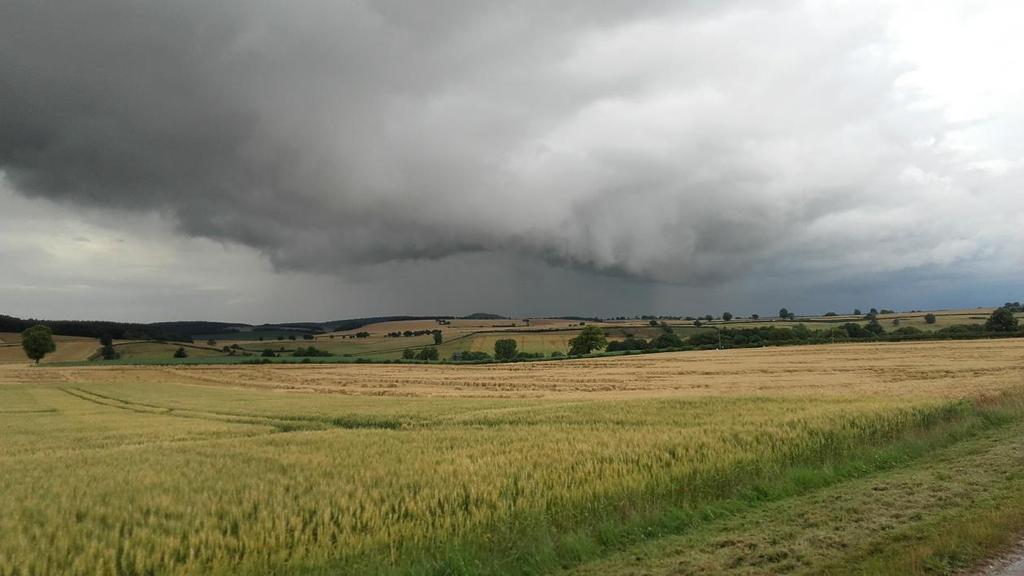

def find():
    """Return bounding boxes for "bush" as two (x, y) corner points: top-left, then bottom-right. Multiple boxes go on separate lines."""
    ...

(261, 349), (278, 357)
(549, 351), (565, 358)
(402, 349), (416, 360)
(842, 323), (870, 338)
(651, 332), (683, 349)
(292, 346), (331, 357)
(569, 326), (607, 355)
(924, 313), (937, 324)
(415, 347), (438, 361)
(494, 339), (518, 360)
(937, 324), (985, 335)
(607, 338), (651, 352)
(450, 351), (491, 362)
(985, 307), (1019, 332)
(864, 319), (886, 336)
(173, 347), (188, 359)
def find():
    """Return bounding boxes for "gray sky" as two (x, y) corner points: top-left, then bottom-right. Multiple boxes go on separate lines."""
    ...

(1, 1), (1021, 323)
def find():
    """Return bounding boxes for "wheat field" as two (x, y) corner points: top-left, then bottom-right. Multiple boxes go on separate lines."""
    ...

(2, 340), (1023, 574)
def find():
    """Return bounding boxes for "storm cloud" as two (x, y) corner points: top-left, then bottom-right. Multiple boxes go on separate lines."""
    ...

(1, 0), (1022, 313)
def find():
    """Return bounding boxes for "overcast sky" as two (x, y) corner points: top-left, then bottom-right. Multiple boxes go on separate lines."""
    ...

(1, 1), (1021, 323)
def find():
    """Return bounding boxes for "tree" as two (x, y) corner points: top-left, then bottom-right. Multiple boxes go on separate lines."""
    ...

(98, 332), (119, 360)
(985, 307), (1019, 332)
(924, 313), (937, 325)
(402, 348), (416, 360)
(433, 330), (443, 345)
(779, 308), (790, 320)
(864, 318), (886, 336)
(415, 346), (438, 361)
(21, 325), (56, 364)
(568, 326), (607, 356)
(494, 338), (518, 360)
(173, 347), (188, 358)
(853, 309), (862, 316)
(261, 349), (277, 357)
(722, 312), (733, 322)
(751, 314), (760, 320)
(651, 331), (683, 349)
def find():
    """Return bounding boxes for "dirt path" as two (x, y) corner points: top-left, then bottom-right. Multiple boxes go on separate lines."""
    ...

(982, 542), (1024, 576)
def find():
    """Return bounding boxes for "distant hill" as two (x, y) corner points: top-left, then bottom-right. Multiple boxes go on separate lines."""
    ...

(0, 315), (243, 341)
(325, 316), (455, 332)
(460, 313), (508, 320)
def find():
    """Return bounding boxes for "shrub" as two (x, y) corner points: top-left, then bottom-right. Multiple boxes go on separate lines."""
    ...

(985, 307), (1019, 332)
(651, 332), (683, 349)
(607, 338), (651, 352)
(415, 347), (438, 361)
(494, 339), (518, 360)
(292, 347), (331, 357)
(568, 326), (607, 356)
(173, 347), (188, 359)
(261, 349), (277, 357)
(924, 313), (937, 324)
(864, 319), (886, 336)
(450, 351), (491, 362)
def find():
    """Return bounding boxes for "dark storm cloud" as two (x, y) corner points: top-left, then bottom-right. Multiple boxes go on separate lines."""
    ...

(1, 0), (1021, 289)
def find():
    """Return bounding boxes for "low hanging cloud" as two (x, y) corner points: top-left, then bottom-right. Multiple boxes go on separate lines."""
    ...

(1, 0), (1021, 286)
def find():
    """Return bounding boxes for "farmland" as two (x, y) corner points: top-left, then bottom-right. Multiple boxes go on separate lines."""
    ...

(2, 309), (1015, 366)
(2, 339), (1024, 574)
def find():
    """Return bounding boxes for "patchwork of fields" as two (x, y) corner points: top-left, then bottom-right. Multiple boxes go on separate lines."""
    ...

(1, 309), (1013, 365)
(2, 339), (1024, 574)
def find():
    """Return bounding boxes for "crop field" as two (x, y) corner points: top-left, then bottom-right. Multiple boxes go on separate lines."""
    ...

(113, 342), (229, 362)
(21, 310), (1011, 366)
(0, 333), (101, 364)
(3, 339), (1024, 575)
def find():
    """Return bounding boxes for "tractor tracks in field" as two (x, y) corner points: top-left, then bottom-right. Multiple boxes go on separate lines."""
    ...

(59, 387), (404, 432)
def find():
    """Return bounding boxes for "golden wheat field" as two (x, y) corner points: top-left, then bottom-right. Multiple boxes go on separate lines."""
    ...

(2, 340), (1024, 575)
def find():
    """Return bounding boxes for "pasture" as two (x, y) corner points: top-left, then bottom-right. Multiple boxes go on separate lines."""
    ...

(2, 339), (1024, 574)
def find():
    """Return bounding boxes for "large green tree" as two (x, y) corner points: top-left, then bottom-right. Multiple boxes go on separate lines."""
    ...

(985, 307), (1019, 332)
(568, 325), (607, 356)
(21, 325), (56, 364)
(494, 339), (518, 360)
